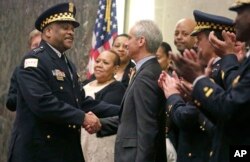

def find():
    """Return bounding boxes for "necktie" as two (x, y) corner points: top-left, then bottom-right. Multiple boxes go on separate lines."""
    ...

(61, 54), (73, 81)
(128, 67), (136, 85)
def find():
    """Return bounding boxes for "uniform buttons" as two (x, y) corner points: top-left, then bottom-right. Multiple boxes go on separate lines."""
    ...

(210, 151), (213, 157)
(68, 124), (72, 128)
(166, 127), (169, 133)
(168, 105), (172, 111)
(60, 86), (63, 90)
(200, 126), (205, 131)
(203, 87), (209, 92)
(73, 125), (76, 129)
(188, 153), (192, 157)
(47, 135), (51, 139)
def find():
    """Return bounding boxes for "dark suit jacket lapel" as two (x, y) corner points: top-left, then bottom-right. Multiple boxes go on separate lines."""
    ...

(119, 58), (158, 118)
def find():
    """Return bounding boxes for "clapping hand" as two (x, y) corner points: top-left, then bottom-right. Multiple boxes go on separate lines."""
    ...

(204, 57), (216, 77)
(179, 79), (193, 102)
(158, 71), (181, 99)
(171, 49), (204, 83)
(209, 30), (237, 57)
(83, 111), (101, 134)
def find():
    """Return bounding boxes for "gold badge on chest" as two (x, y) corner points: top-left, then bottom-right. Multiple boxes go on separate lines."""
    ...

(52, 69), (66, 81)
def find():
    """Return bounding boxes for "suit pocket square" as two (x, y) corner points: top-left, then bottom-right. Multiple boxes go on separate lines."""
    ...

(122, 138), (137, 148)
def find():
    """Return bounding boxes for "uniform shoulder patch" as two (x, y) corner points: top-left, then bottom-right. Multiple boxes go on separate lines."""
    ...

(24, 58), (38, 68)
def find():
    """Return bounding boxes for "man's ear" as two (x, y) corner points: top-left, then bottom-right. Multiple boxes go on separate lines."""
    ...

(43, 25), (53, 38)
(138, 36), (146, 47)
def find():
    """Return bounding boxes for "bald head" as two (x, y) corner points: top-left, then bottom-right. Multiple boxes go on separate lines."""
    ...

(174, 18), (197, 54)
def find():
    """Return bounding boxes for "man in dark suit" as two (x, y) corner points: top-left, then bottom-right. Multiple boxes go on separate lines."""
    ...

(96, 20), (167, 162)
(8, 2), (119, 162)
(169, 1), (250, 161)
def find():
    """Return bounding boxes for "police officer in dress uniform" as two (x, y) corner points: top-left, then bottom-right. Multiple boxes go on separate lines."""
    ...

(170, 1), (250, 161)
(7, 2), (119, 162)
(162, 10), (236, 162)
(191, 10), (239, 90)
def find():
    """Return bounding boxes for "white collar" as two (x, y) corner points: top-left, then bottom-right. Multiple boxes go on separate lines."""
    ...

(47, 43), (63, 58)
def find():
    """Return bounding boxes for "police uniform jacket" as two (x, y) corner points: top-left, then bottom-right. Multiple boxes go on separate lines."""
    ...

(8, 40), (119, 162)
(211, 55), (240, 90)
(6, 66), (19, 111)
(192, 54), (250, 162)
(165, 55), (240, 162)
(167, 94), (214, 162)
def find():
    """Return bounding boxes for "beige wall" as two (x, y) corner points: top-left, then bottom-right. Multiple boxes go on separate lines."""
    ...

(155, 0), (236, 52)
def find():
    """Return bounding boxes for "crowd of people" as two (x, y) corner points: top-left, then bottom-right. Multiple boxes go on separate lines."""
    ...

(5, 0), (250, 162)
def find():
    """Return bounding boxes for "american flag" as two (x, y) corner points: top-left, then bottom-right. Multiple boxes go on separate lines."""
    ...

(87, 0), (118, 78)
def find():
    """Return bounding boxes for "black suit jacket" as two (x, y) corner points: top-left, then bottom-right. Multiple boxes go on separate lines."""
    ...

(8, 40), (119, 162)
(99, 58), (167, 162)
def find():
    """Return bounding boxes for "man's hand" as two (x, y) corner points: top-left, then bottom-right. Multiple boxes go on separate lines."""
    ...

(83, 111), (101, 134)
(158, 71), (167, 89)
(160, 71), (180, 99)
(179, 79), (193, 102)
(170, 50), (203, 83)
(204, 57), (216, 77)
(209, 30), (237, 57)
(234, 41), (246, 63)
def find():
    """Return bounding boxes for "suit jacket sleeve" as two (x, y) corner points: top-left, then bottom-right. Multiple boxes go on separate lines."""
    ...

(96, 116), (119, 137)
(81, 96), (120, 118)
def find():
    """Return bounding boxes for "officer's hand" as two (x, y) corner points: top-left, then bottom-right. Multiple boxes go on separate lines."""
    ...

(171, 50), (204, 83)
(83, 111), (101, 134)
(179, 79), (193, 102)
(204, 57), (216, 77)
(161, 71), (180, 99)
(209, 30), (236, 57)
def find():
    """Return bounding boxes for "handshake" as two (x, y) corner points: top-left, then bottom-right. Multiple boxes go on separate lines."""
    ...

(82, 111), (101, 134)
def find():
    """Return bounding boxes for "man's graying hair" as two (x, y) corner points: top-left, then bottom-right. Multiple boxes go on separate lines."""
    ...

(133, 20), (163, 54)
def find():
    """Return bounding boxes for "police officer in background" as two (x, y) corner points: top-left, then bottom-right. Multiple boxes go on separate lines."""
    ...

(6, 29), (41, 111)
(8, 2), (119, 162)
(169, 0), (250, 161)
(159, 10), (237, 162)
